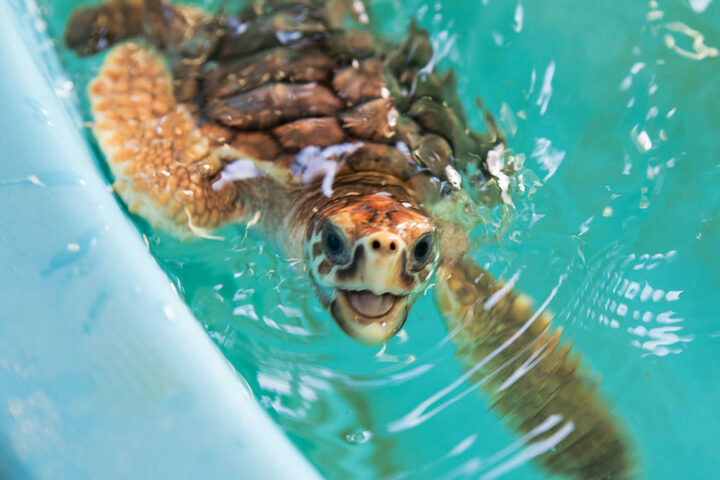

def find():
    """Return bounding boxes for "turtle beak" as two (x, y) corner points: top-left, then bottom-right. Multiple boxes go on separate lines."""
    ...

(330, 289), (411, 345)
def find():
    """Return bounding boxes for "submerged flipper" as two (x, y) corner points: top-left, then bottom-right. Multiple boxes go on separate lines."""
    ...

(434, 256), (633, 479)
(89, 43), (261, 236)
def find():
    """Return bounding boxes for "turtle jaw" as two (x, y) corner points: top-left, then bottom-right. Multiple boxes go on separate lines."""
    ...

(331, 289), (411, 345)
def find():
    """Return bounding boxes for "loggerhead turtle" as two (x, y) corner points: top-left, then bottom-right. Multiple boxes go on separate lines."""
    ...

(65, 0), (634, 477)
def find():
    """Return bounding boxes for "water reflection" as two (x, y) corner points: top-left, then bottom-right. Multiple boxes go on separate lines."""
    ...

(535, 61), (555, 116)
(579, 248), (694, 357)
(663, 22), (719, 60)
(647, 1), (718, 60)
(530, 138), (565, 181)
(480, 415), (575, 480)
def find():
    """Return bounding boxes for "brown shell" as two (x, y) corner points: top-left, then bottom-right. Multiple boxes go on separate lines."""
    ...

(173, 4), (503, 191)
(66, 1), (505, 207)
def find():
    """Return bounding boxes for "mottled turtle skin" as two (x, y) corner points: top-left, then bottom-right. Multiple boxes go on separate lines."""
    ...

(65, 1), (634, 478)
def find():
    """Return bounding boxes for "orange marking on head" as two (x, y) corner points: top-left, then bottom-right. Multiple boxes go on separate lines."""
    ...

(323, 194), (433, 245)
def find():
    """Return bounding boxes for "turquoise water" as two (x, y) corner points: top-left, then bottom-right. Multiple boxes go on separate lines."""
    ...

(36, 0), (720, 478)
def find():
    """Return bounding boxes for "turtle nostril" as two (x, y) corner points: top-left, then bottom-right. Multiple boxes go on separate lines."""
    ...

(389, 242), (396, 251)
(372, 240), (381, 250)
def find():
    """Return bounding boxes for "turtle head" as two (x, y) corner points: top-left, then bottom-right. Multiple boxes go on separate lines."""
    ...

(305, 194), (437, 345)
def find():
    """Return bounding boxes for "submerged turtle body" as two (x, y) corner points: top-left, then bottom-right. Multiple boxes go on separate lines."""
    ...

(66, 1), (633, 478)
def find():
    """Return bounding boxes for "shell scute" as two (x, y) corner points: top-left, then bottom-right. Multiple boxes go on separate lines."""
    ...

(273, 117), (345, 150)
(332, 57), (387, 106)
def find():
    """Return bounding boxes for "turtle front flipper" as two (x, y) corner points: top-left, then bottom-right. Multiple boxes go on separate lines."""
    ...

(89, 43), (271, 238)
(434, 255), (634, 479)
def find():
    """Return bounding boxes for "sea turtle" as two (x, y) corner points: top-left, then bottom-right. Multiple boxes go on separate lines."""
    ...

(64, 1), (633, 477)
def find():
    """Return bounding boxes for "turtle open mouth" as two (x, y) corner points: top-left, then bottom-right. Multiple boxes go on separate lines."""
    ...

(345, 290), (400, 318)
(331, 289), (410, 345)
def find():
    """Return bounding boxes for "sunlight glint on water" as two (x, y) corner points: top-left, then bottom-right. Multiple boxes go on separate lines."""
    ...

(36, 0), (720, 478)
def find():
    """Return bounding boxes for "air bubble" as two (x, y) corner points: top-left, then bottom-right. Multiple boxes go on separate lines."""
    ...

(344, 430), (372, 445)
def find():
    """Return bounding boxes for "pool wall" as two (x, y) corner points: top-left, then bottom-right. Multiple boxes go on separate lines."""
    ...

(0, 1), (320, 478)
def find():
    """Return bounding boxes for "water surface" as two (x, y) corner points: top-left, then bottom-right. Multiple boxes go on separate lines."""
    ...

(37, 0), (720, 478)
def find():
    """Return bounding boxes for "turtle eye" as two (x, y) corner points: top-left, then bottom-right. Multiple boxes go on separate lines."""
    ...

(411, 233), (434, 267)
(322, 224), (350, 264)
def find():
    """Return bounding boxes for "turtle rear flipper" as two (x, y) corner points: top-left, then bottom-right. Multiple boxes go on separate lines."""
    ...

(434, 256), (635, 479)
(89, 43), (272, 238)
